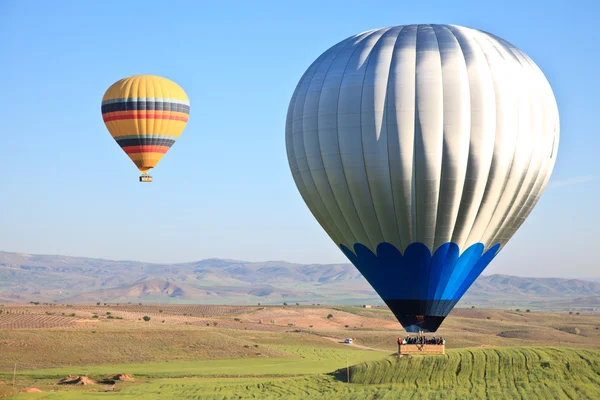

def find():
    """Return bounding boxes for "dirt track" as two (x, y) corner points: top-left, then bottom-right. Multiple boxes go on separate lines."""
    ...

(321, 336), (389, 352)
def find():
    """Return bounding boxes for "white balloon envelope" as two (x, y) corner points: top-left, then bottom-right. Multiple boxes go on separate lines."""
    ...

(286, 24), (559, 332)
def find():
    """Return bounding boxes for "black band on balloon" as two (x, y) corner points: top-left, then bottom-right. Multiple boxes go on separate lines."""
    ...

(383, 299), (459, 332)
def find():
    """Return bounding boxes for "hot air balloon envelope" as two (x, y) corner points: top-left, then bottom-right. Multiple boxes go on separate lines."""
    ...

(101, 75), (190, 181)
(285, 24), (559, 332)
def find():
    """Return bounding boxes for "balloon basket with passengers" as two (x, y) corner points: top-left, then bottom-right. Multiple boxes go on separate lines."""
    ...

(397, 333), (446, 356)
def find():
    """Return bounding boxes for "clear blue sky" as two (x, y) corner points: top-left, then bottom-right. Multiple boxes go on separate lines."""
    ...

(0, 0), (598, 278)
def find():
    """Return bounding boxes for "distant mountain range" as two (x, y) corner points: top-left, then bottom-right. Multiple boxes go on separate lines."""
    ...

(0, 251), (598, 310)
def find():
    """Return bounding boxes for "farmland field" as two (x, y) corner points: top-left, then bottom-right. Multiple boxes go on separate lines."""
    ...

(0, 304), (598, 399)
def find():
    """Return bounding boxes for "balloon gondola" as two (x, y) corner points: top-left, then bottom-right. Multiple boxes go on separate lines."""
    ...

(101, 75), (190, 182)
(285, 24), (559, 332)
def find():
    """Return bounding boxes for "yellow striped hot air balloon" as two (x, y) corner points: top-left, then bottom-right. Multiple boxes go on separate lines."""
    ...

(101, 75), (190, 182)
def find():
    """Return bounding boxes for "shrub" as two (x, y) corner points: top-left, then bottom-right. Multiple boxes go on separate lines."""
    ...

(283, 302), (288, 306)
(106, 312), (111, 315)
(70, 313), (76, 317)
(96, 302), (101, 306)
(234, 318), (241, 322)
(515, 309), (521, 312)
(345, 324), (350, 328)
(296, 303), (300, 306)
(143, 316), (151, 322)
(541, 361), (551, 368)
(486, 316), (491, 320)
(327, 314), (333, 319)
(471, 306), (475, 309)
(526, 309), (531, 312)
(92, 315), (98, 319)
(159, 310), (163, 313)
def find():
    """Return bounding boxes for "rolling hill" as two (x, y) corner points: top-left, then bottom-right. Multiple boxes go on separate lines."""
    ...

(0, 250), (598, 309)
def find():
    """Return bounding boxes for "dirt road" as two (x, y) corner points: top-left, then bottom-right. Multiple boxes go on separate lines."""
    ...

(321, 336), (389, 352)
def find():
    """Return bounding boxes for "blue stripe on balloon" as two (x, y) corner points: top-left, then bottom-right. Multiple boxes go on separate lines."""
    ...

(453, 244), (501, 300)
(339, 241), (500, 314)
(441, 243), (484, 300)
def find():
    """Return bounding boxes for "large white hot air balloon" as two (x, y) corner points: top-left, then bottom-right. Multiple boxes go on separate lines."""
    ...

(286, 24), (559, 332)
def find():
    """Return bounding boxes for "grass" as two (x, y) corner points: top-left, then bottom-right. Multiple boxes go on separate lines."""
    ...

(0, 328), (290, 371)
(6, 348), (599, 399)
(6, 347), (385, 380)
(342, 347), (600, 399)
(2, 376), (437, 399)
(1, 305), (599, 399)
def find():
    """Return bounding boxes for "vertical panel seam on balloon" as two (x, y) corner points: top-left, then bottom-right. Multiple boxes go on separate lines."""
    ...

(456, 29), (501, 251)
(151, 78), (159, 167)
(383, 26), (405, 251)
(468, 32), (517, 250)
(486, 43), (536, 244)
(433, 24), (471, 250)
(294, 52), (338, 238)
(357, 28), (393, 246)
(165, 80), (176, 170)
(445, 26), (494, 251)
(410, 25), (420, 243)
(157, 79), (166, 152)
(306, 36), (360, 246)
(481, 36), (536, 245)
(488, 45), (550, 245)
(328, 31), (384, 250)
(476, 34), (529, 242)
(445, 25), (472, 250)
(335, 30), (384, 251)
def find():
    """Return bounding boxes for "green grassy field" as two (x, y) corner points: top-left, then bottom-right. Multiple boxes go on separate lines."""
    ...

(7, 347), (386, 379)
(344, 347), (600, 399)
(1, 305), (598, 399)
(3, 347), (599, 399)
